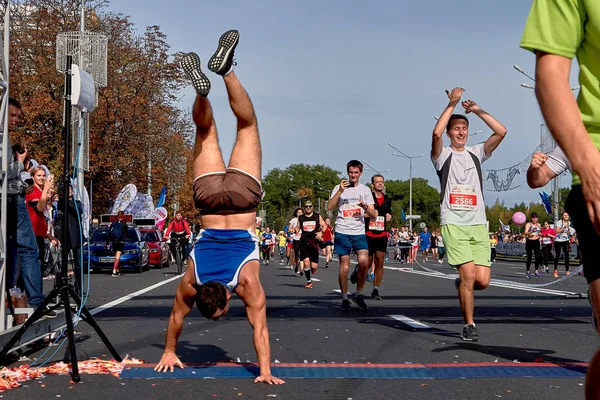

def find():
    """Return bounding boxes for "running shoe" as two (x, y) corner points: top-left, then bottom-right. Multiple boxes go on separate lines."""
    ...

(325, 262), (329, 268)
(371, 289), (382, 301)
(526, 271), (531, 279)
(181, 52), (211, 97)
(369, 272), (375, 281)
(311, 267), (317, 275)
(454, 277), (461, 291)
(350, 266), (358, 284)
(461, 324), (479, 342)
(553, 270), (559, 278)
(535, 270), (540, 278)
(566, 271), (571, 275)
(208, 30), (239, 76)
(305, 282), (313, 289)
(341, 299), (351, 311)
(366, 273), (372, 282)
(352, 294), (368, 310)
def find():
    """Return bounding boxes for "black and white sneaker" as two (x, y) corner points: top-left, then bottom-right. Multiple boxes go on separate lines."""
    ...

(341, 299), (351, 311)
(461, 324), (479, 341)
(352, 294), (368, 310)
(371, 289), (382, 301)
(208, 30), (239, 76)
(181, 52), (211, 97)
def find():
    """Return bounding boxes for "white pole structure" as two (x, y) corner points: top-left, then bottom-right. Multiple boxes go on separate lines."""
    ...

(75, 1), (85, 200)
(0, 0), (11, 331)
(389, 143), (425, 232)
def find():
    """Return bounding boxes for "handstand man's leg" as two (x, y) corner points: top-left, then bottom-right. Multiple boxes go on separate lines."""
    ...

(224, 71), (262, 181)
(207, 30), (261, 182)
(181, 52), (226, 178)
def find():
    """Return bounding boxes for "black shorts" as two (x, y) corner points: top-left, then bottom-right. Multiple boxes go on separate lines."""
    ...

(113, 242), (124, 253)
(300, 240), (320, 264)
(565, 185), (596, 283)
(367, 235), (388, 256)
(293, 240), (301, 256)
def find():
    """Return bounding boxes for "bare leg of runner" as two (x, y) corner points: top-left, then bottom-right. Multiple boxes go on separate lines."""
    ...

(339, 255), (350, 297)
(224, 71), (262, 181)
(457, 262), (491, 324)
(192, 95), (226, 177)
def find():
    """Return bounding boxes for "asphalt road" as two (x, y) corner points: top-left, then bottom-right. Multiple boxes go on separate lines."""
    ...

(1, 255), (595, 400)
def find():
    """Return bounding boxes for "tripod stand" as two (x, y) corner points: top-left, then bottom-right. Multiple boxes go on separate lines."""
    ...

(0, 56), (121, 381)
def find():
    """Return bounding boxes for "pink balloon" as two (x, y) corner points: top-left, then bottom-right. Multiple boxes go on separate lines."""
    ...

(512, 212), (526, 225)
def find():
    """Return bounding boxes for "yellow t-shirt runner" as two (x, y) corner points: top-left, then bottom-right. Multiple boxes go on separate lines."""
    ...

(520, 0), (600, 186)
(278, 234), (287, 247)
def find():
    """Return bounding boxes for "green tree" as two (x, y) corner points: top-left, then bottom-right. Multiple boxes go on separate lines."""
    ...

(261, 164), (342, 230)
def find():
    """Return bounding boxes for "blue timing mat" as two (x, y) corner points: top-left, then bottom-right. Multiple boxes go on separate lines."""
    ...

(120, 363), (587, 380)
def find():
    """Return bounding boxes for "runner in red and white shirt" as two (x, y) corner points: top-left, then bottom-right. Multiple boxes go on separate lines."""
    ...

(288, 208), (303, 274)
(364, 174), (392, 300)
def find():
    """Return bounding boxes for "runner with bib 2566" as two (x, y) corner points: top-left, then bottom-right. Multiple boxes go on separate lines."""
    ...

(431, 87), (507, 342)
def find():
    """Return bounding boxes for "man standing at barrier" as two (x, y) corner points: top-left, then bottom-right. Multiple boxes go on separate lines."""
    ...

(521, 2), (600, 395)
(365, 174), (392, 300)
(431, 87), (507, 341)
(155, 30), (283, 385)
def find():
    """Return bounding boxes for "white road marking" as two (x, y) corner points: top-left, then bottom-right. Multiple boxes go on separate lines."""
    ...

(90, 275), (182, 316)
(320, 256), (582, 297)
(389, 315), (431, 329)
(311, 278), (321, 282)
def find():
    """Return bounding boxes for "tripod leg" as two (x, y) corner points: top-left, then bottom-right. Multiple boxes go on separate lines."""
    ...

(69, 288), (122, 362)
(61, 285), (80, 382)
(0, 288), (60, 362)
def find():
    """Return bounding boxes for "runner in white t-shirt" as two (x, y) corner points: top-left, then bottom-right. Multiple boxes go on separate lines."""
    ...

(431, 87), (507, 342)
(288, 208), (303, 274)
(327, 160), (376, 311)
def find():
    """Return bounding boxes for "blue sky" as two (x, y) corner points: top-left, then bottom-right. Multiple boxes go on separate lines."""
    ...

(113, 0), (578, 207)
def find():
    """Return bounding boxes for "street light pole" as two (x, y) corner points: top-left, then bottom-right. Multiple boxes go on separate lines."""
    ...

(389, 143), (425, 232)
(409, 157), (413, 231)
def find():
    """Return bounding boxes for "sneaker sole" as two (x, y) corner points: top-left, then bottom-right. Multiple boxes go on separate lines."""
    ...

(461, 336), (479, 342)
(181, 52), (211, 96)
(208, 30), (239, 75)
(352, 299), (368, 310)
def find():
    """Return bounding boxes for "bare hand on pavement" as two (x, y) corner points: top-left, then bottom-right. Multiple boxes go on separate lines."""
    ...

(154, 352), (184, 373)
(254, 374), (285, 385)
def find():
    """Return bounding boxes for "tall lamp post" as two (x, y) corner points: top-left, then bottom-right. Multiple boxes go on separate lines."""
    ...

(388, 143), (425, 231)
(514, 65), (580, 223)
(289, 190), (308, 208)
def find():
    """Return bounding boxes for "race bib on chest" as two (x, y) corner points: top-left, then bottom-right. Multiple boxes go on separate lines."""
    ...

(303, 221), (316, 232)
(449, 184), (477, 211)
(341, 203), (363, 219)
(369, 216), (385, 231)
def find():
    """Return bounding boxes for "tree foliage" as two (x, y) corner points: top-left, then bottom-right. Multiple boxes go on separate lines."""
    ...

(7, 0), (194, 221)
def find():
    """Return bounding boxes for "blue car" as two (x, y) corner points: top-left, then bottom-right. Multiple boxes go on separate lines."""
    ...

(84, 226), (150, 273)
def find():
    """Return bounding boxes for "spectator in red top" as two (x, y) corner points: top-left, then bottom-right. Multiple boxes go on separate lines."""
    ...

(25, 166), (59, 276)
(541, 221), (557, 276)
